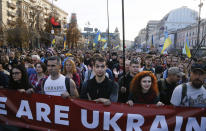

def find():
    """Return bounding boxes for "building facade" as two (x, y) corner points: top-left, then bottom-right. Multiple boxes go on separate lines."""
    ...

(81, 27), (120, 50)
(135, 6), (200, 53)
(0, 0), (68, 47)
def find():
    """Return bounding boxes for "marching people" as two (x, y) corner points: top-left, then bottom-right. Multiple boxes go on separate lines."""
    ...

(41, 56), (79, 98)
(126, 71), (163, 106)
(80, 56), (118, 105)
(139, 55), (155, 73)
(63, 59), (81, 91)
(118, 59), (140, 103)
(8, 64), (33, 92)
(29, 62), (47, 93)
(158, 67), (183, 105)
(170, 63), (206, 107)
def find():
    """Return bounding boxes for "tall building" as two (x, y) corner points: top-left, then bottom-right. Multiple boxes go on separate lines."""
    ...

(0, 0), (68, 30)
(135, 6), (198, 52)
(0, 0), (68, 47)
(0, 0), (17, 28)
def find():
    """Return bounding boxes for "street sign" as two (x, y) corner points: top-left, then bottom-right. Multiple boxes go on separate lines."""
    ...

(84, 27), (93, 32)
(51, 30), (54, 34)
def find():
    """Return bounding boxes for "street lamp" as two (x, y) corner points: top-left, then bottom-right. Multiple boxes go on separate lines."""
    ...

(196, 0), (203, 49)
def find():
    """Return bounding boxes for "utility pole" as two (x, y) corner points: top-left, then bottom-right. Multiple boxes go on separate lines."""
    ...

(196, 0), (203, 51)
(121, 0), (126, 87)
(107, 0), (110, 50)
(145, 25), (149, 52)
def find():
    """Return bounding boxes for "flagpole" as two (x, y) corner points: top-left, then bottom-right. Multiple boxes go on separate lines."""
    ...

(121, 0), (126, 86)
(107, 0), (110, 50)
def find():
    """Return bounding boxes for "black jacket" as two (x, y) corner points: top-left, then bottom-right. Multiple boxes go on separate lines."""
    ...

(80, 77), (118, 102)
(118, 73), (133, 103)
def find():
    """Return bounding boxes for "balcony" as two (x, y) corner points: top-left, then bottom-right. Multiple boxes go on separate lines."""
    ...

(7, 1), (16, 9)
(7, 11), (16, 17)
(7, 19), (16, 26)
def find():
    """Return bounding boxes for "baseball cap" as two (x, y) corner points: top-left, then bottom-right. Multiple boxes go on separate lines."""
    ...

(168, 67), (184, 76)
(191, 63), (206, 73)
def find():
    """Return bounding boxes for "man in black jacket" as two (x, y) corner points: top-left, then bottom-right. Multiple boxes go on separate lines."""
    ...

(158, 67), (183, 105)
(118, 59), (140, 103)
(80, 56), (118, 105)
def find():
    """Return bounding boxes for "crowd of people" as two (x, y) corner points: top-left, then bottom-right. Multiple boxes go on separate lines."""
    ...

(0, 47), (206, 108)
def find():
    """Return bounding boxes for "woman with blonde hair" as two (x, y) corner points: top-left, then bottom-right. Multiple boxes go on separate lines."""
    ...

(127, 71), (163, 106)
(63, 59), (80, 90)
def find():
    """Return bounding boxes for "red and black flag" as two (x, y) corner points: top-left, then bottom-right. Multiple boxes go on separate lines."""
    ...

(50, 17), (61, 28)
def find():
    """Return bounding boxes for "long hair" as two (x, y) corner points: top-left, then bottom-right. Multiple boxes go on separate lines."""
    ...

(9, 64), (30, 89)
(63, 59), (77, 75)
(130, 71), (159, 98)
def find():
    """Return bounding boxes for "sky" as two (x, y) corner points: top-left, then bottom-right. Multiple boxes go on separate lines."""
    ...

(49, 0), (206, 41)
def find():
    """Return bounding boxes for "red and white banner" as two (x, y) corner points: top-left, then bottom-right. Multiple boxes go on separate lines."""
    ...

(0, 89), (206, 131)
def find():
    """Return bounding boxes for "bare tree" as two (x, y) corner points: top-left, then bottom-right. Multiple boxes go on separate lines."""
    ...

(66, 13), (81, 49)
(7, 18), (30, 49)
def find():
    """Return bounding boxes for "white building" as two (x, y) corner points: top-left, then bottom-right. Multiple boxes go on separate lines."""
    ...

(135, 6), (198, 53)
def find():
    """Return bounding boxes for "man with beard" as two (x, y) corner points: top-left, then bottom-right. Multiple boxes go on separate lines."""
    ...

(158, 67), (183, 105)
(171, 63), (206, 107)
(80, 56), (118, 105)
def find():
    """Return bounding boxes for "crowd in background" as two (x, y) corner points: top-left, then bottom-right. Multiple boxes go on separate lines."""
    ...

(0, 47), (206, 108)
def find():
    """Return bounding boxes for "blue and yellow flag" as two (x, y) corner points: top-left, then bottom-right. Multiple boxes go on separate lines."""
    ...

(161, 32), (172, 54)
(63, 36), (66, 50)
(51, 39), (55, 47)
(183, 37), (191, 58)
(114, 44), (120, 49)
(93, 31), (101, 47)
(102, 43), (108, 50)
(100, 38), (107, 43)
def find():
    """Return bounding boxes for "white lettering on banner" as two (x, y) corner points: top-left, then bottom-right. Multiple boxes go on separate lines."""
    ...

(150, 115), (168, 131)
(186, 117), (206, 131)
(36, 103), (51, 123)
(81, 109), (99, 129)
(126, 114), (144, 131)
(174, 116), (183, 131)
(103, 112), (123, 131)
(0, 97), (7, 115)
(16, 100), (33, 120)
(55, 105), (69, 126)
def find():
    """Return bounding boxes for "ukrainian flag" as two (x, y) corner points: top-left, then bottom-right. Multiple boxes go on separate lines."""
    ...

(185, 37), (191, 58)
(63, 36), (66, 50)
(114, 44), (120, 49)
(102, 43), (107, 50)
(161, 32), (172, 54)
(100, 38), (107, 43)
(52, 39), (55, 46)
(93, 31), (101, 47)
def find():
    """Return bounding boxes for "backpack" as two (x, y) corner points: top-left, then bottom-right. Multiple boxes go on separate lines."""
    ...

(160, 79), (187, 104)
(180, 83), (187, 105)
(41, 77), (70, 94)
